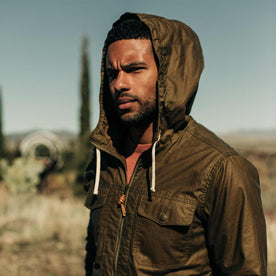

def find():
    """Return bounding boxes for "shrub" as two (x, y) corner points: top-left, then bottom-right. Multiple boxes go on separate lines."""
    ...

(2, 157), (45, 194)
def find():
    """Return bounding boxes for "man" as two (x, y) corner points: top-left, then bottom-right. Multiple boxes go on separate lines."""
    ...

(84, 12), (267, 275)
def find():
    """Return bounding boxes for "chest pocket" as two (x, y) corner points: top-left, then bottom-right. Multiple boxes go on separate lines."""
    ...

(85, 193), (106, 236)
(85, 184), (110, 244)
(132, 194), (197, 269)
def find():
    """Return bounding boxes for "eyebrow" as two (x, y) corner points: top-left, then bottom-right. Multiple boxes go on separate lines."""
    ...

(123, 62), (147, 70)
(106, 61), (148, 71)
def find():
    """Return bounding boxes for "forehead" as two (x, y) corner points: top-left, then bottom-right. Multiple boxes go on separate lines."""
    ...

(105, 39), (154, 66)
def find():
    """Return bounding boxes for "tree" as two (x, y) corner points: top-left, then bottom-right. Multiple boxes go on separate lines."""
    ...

(0, 86), (4, 158)
(79, 35), (91, 142)
(76, 36), (92, 192)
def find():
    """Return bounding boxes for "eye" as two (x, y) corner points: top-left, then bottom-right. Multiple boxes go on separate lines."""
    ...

(107, 69), (118, 80)
(126, 66), (145, 73)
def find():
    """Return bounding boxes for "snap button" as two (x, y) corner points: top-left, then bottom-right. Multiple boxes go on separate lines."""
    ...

(159, 213), (167, 221)
(93, 263), (101, 269)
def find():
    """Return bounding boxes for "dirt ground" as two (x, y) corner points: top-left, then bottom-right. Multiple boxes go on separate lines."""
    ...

(0, 189), (89, 276)
(0, 241), (86, 276)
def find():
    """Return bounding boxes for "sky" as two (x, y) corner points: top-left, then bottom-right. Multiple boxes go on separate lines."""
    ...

(0, 0), (275, 134)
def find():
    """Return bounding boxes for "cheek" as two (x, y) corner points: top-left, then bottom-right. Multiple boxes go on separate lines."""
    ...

(147, 73), (158, 96)
(108, 82), (115, 99)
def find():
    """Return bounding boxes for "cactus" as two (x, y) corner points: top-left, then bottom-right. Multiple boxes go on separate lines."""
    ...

(0, 87), (4, 158)
(79, 35), (91, 142)
(1, 157), (45, 194)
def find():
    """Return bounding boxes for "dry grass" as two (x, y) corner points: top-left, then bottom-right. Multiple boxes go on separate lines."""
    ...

(0, 189), (89, 276)
(267, 213), (276, 276)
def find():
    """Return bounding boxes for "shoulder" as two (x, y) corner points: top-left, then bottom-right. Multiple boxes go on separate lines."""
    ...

(182, 117), (260, 196)
(184, 116), (237, 157)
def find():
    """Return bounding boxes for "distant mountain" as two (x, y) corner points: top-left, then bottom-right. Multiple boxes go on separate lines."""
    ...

(6, 129), (76, 139)
(220, 129), (276, 152)
(5, 128), (276, 142)
(4, 129), (77, 149)
(221, 129), (276, 139)
(4, 128), (276, 152)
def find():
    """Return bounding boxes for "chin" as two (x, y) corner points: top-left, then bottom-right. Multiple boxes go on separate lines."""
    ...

(120, 116), (137, 126)
(120, 115), (151, 128)
(119, 110), (135, 120)
(118, 107), (156, 126)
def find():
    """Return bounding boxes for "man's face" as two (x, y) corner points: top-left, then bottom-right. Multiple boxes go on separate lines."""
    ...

(106, 39), (158, 126)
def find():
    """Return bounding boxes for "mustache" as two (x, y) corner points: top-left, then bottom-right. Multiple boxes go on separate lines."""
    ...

(114, 92), (139, 102)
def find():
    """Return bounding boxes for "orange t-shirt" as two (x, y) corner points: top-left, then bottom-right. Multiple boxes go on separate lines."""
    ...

(125, 144), (151, 184)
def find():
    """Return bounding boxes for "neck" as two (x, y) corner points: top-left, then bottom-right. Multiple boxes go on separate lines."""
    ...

(118, 121), (154, 158)
(128, 121), (154, 145)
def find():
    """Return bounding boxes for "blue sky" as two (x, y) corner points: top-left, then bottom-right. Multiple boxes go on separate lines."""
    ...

(0, 0), (275, 134)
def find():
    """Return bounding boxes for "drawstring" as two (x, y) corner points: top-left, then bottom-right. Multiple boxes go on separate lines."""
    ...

(93, 148), (101, 195)
(150, 132), (161, 192)
(93, 131), (161, 195)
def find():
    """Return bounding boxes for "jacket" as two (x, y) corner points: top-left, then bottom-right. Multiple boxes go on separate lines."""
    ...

(84, 12), (267, 276)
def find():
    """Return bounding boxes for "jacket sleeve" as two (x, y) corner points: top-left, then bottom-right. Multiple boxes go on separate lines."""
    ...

(84, 146), (96, 192)
(206, 155), (267, 276)
(85, 210), (96, 276)
(84, 147), (97, 275)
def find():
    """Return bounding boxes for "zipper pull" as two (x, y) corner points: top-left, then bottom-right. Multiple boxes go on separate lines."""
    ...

(118, 194), (127, 217)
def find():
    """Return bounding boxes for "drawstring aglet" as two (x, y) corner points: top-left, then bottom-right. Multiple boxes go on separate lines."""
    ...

(118, 194), (127, 217)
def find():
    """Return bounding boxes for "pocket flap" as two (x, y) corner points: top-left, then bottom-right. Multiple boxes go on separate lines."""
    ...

(85, 194), (105, 210)
(138, 194), (197, 226)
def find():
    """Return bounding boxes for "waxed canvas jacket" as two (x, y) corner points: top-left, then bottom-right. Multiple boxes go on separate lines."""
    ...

(84, 13), (267, 276)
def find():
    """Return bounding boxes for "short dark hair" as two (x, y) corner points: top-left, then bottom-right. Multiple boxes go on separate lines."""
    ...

(105, 19), (151, 47)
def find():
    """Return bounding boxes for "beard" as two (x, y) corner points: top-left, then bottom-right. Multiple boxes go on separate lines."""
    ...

(116, 93), (157, 127)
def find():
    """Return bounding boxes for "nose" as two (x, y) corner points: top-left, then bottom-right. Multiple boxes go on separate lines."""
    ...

(114, 71), (130, 93)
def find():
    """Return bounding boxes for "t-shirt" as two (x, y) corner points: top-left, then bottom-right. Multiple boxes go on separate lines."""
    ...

(125, 144), (151, 184)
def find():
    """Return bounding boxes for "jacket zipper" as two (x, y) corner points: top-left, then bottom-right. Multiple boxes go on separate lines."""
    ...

(89, 142), (126, 275)
(90, 141), (147, 275)
(112, 160), (141, 276)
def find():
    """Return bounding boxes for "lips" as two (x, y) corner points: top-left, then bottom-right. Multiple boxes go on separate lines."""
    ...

(116, 97), (136, 110)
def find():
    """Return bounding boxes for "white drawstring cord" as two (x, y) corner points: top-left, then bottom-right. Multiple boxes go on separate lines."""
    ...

(93, 132), (160, 194)
(151, 140), (157, 192)
(151, 132), (161, 192)
(93, 148), (101, 195)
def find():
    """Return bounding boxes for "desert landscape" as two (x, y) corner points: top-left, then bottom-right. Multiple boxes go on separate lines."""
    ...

(1, 1), (275, 274)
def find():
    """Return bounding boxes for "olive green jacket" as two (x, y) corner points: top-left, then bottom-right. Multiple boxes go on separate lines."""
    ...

(84, 12), (267, 276)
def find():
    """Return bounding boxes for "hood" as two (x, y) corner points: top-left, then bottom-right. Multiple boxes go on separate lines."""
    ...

(90, 12), (204, 152)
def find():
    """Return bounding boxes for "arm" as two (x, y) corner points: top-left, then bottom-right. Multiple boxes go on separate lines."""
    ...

(207, 155), (267, 275)
(84, 147), (97, 275)
(85, 210), (96, 276)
